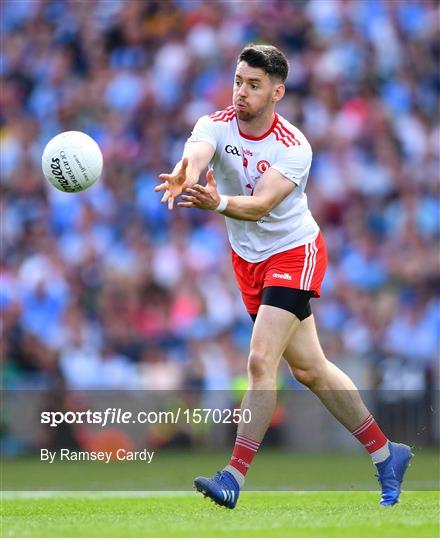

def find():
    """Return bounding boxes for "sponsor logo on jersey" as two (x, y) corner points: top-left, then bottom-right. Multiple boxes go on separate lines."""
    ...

(225, 144), (241, 156)
(257, 160), (270, 174)
(272, 272), (292, 280)
(243, 149), (253, 157)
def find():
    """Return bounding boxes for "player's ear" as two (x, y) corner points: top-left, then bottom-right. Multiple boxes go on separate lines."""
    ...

(273, 84), (285, 103)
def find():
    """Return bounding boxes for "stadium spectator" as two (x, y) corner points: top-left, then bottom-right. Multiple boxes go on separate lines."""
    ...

(1, 0), (438, 402)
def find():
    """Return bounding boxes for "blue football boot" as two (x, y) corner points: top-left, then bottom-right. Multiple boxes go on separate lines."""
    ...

(194, 470), (240, 509)
(376, 442), (413, 506)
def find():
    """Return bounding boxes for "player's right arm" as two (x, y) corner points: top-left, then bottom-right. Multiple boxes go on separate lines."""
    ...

(156, 140), (215, 210)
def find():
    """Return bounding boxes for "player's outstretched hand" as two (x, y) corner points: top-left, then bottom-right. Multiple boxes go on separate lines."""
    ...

(156, 157), (190, 210)
(178, 169), (221, 211)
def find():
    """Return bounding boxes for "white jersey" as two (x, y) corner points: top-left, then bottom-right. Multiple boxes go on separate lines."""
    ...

(187, 105), (319, 263)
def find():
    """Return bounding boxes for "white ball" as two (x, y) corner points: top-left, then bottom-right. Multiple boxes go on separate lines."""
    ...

(41, 131), (103, 193)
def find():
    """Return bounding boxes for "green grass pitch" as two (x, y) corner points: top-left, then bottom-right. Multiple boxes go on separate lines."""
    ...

(2, 452), (439, 537)
(2, 491), (439, 537)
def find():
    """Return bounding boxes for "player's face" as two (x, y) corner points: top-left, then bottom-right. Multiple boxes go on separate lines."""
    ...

(233, 61), (283, 122)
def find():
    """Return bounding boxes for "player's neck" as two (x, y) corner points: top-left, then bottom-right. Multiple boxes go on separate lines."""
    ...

(237, 112), (276, 139)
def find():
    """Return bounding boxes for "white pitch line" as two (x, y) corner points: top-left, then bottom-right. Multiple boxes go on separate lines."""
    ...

(1, 490), (391, 500)
(2, 491), (192, 499)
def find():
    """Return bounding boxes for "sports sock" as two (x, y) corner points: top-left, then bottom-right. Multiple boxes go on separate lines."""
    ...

(224, 434), (260, 487)
(351, 414), (390, 464)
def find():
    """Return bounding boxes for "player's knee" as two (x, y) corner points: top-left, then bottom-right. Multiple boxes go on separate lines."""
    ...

(292, 366), (323, 388)
(247, 350), (274, 384)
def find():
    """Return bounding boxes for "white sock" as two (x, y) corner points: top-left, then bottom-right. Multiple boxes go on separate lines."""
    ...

(223, 465), (245, 488)
(371, 441), (391, 465)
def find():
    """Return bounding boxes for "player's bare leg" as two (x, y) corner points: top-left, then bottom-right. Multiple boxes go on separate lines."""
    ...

(194, 305), (300, 507)
(225, 304), (301, 479)
(235, 304), (300, 433)
(282, 314), (369, 430)
(283, 314), (413, 505)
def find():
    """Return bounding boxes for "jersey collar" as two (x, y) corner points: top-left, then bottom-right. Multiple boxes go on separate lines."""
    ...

(237, 113), (278, 141)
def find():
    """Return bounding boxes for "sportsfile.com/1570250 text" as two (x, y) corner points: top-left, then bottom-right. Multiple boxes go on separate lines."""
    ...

(40, 408), (252, 428)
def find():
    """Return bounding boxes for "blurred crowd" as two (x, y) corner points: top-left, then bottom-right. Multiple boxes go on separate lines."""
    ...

(1, 0), (439, 393)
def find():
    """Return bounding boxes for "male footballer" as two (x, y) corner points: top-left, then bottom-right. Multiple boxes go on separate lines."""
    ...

(156, 44), (412, 509)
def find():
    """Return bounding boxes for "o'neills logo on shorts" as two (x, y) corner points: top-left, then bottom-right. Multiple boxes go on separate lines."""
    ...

(272, 273), (292, 280)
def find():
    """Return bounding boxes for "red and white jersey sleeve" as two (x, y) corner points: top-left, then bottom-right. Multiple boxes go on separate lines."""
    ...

(186, 107), (319, 263)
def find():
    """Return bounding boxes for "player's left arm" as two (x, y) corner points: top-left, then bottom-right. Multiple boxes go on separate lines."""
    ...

(178, 167), (295, 221)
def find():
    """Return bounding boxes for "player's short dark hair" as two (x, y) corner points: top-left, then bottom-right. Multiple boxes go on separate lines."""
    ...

(237, 44), (289, 83)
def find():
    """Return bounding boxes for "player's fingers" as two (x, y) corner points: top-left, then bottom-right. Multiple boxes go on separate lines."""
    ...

(177, 202), (193, 208)
(155, 182), (168, 192)
(159, 174), (171, 181)
(168, 196), (174, 210)
(180, 194), (197, 201)
(161, 191), (170, 203)
(189, 186), (205, 193)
